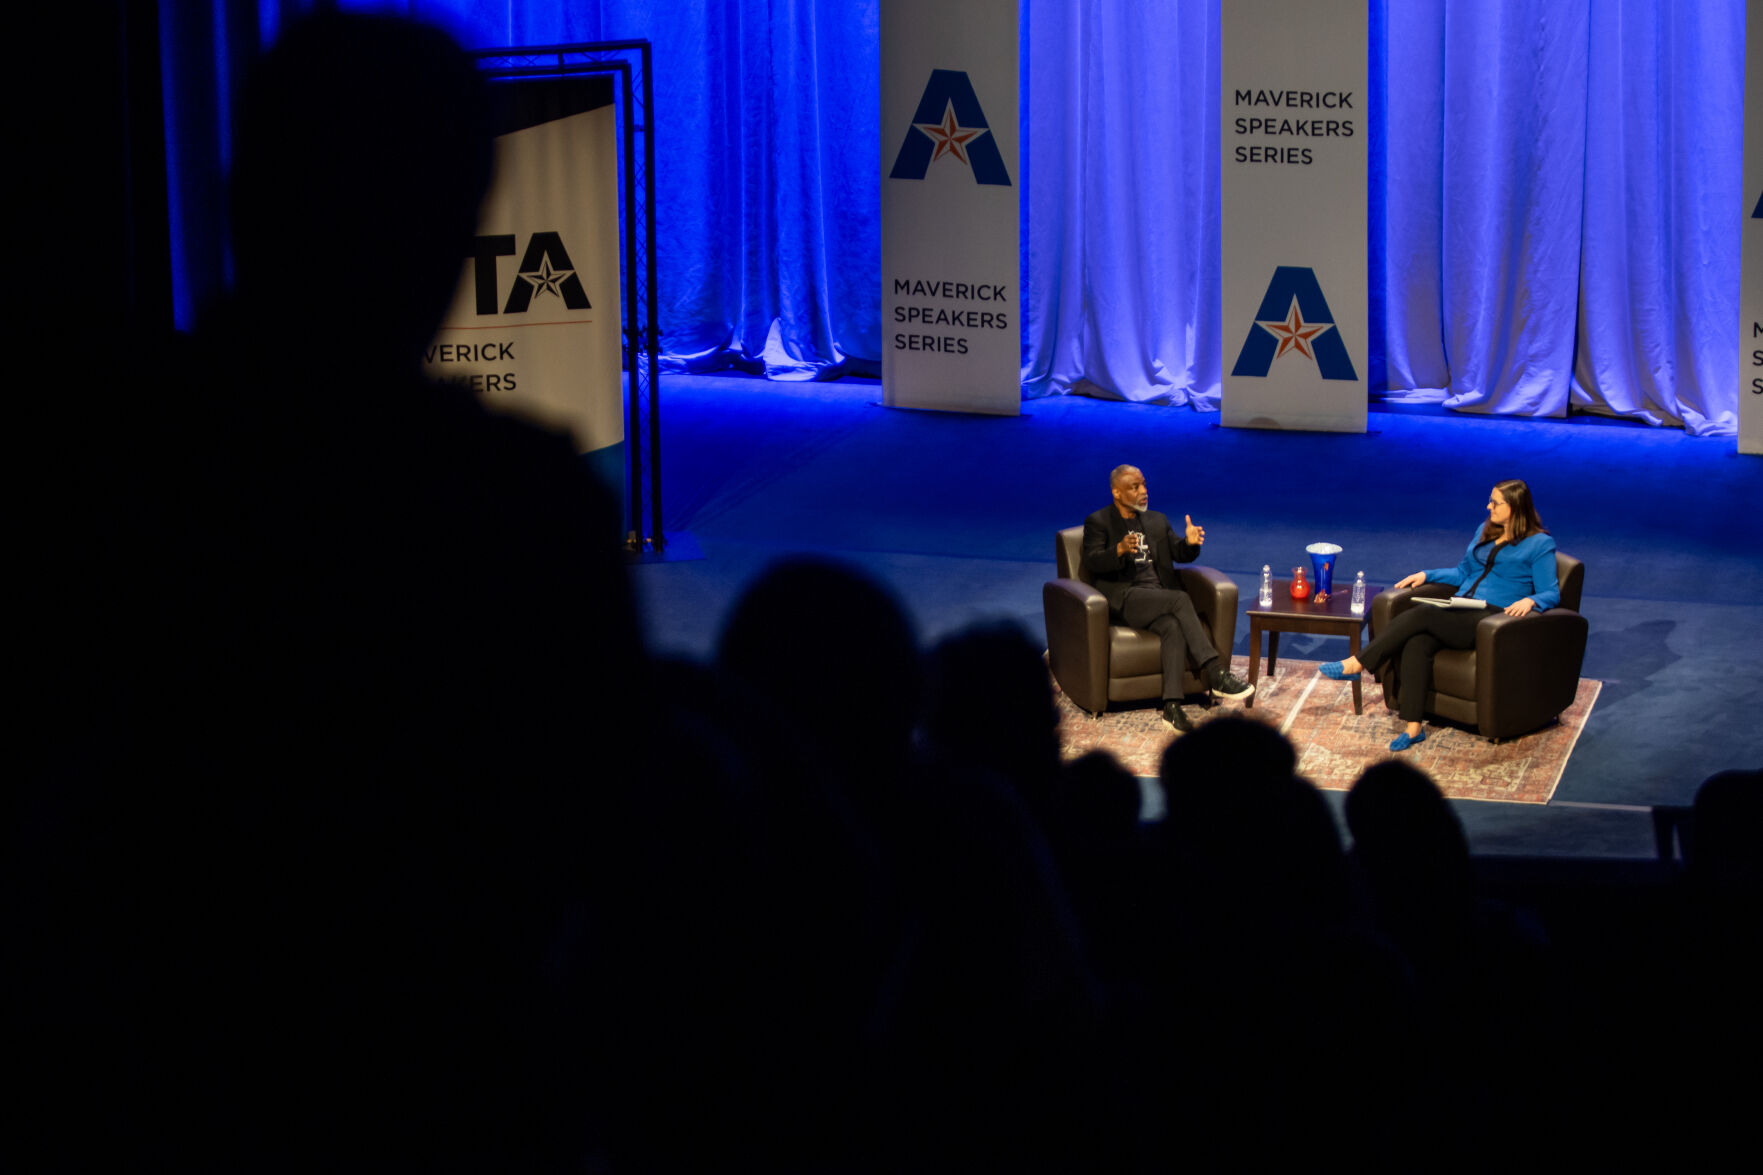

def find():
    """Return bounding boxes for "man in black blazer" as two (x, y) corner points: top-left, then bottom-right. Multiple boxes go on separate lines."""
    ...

(1081, 464), (1253, 731)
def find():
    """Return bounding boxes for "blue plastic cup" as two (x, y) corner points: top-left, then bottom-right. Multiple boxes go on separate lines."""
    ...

(1306, 542), (1342, 597)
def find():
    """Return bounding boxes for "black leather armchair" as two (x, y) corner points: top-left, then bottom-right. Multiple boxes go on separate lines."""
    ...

(1043, 526), (1238, 717)
(1367, 552), (1587, 741)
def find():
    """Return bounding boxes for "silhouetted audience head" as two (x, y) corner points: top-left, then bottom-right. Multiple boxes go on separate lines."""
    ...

(1042, 751), (1145, 986)
(718, 556), (920, 785)
(1059, 749), (1143, 832)
(1347, 760), (1472, 879)
(1347, 759), (1475, 937)
(1162, 712), (1295, 786)
(1157, 717), (1344, 930)
(921, 619), (1059, 788)
(230, 11), (492, 361)
(1690, 768), (1762, 893)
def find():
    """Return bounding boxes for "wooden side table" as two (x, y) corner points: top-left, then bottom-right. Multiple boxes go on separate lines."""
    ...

(1245, 579), (1378, 714)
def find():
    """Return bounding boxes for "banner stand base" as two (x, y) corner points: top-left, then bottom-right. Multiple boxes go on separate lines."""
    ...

(1211, 422), (1381, 437)
(872, 401), (1031, 420)
(621, 530), (703, 565)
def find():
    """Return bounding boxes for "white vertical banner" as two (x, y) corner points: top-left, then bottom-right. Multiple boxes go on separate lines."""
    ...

(1743, 0), (1762, 455)
(425, 79), (625, 486)
(1220, 0), (1368, 433)
(881, 0), (1019, 415)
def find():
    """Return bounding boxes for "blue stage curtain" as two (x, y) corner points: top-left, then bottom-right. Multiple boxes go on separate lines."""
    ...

(1381, 0), (1591, 418)
(159, 2), (1745, 430)
(1021, 1), (1222, 407)
(1381, 0), (1744, 434)
(158, 0), (257, 331)
(1570, 0), (1745, 435)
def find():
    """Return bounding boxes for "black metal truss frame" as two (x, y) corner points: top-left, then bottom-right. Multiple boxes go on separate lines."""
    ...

(473, 41), (663, 552)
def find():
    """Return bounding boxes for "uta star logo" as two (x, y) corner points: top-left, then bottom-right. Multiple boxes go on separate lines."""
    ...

(519, 255), (574, 301)
(1230, 266), (1357, 381)
(888, 70), (1011, 185)
(1255, 297), (1334, 362)
(913, 100), (988, 167)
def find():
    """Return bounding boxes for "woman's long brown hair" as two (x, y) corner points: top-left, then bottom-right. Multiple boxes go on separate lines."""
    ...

(1480, 478), (1547, 544)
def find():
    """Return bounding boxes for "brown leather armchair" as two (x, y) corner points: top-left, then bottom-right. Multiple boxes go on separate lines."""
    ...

(1367, 552), (1587, 741)
(1042, 526), (1239, 716)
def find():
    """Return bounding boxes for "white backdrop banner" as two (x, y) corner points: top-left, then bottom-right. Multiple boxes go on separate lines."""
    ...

(1744, 0), (1762, 455)
(425, 78), (624, 476)
(881, 0), (1019, 415)
(1221, 0), (1368, 433)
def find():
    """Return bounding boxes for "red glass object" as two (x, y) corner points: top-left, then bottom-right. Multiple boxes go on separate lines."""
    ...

(1289, 566), (1310, 599)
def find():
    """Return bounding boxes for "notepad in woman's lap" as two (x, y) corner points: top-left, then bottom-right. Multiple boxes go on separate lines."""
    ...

(1413, 596), (1492, 610)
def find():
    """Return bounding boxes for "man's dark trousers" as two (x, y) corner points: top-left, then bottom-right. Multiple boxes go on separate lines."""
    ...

(1119, 586), (1219, 698)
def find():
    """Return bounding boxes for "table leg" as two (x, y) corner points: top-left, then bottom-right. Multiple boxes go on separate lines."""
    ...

(1348, 626), (1364, 715)
(1246, 618), (1262, 709)
(1267, 630), (1281, 677)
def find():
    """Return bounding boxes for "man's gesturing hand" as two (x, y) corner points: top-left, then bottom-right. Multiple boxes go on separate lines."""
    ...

(1185, 514), (1205, 546)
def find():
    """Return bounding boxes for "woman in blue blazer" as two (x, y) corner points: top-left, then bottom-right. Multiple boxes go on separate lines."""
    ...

(1322, 480), (1561, 751)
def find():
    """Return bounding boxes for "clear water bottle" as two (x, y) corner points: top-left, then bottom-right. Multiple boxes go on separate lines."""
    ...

(1259, 564), (1273, 607)
(1350, 570), (1366, 614)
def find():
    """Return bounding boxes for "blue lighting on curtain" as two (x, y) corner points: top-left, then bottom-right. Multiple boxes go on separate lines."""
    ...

(159, 0), (1746, 434)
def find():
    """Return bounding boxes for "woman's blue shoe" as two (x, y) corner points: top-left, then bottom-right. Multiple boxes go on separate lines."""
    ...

(1320, 661), (1360, 682)
(1389, 729), (1428, 752)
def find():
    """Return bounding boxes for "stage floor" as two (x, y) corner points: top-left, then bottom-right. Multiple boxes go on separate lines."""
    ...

(627, 372), (1763, 858)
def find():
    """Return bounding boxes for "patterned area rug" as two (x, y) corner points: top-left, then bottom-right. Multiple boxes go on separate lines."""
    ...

(1054, 656), (1601, 805)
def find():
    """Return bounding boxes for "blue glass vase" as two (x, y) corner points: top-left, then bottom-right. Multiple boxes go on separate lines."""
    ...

(1306, 542), (1342, 598)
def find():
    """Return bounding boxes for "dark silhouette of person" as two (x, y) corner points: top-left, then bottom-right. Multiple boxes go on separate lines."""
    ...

(1043, 749), (1148, 988)
(584, 655), (902, 1170)
(1344, 759), (1558, 1164)
(1661, 768), (1763, 1146)
(715, 561), (1111, 1168)
(921, 619), (1062, 810)
(1688, 768), (1762, 897)
(16, 12), (640, 1169)
(1140, 718), (1422, 1166)
(717, 555), (922, 808)
(1347, 759), (1476, 966)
